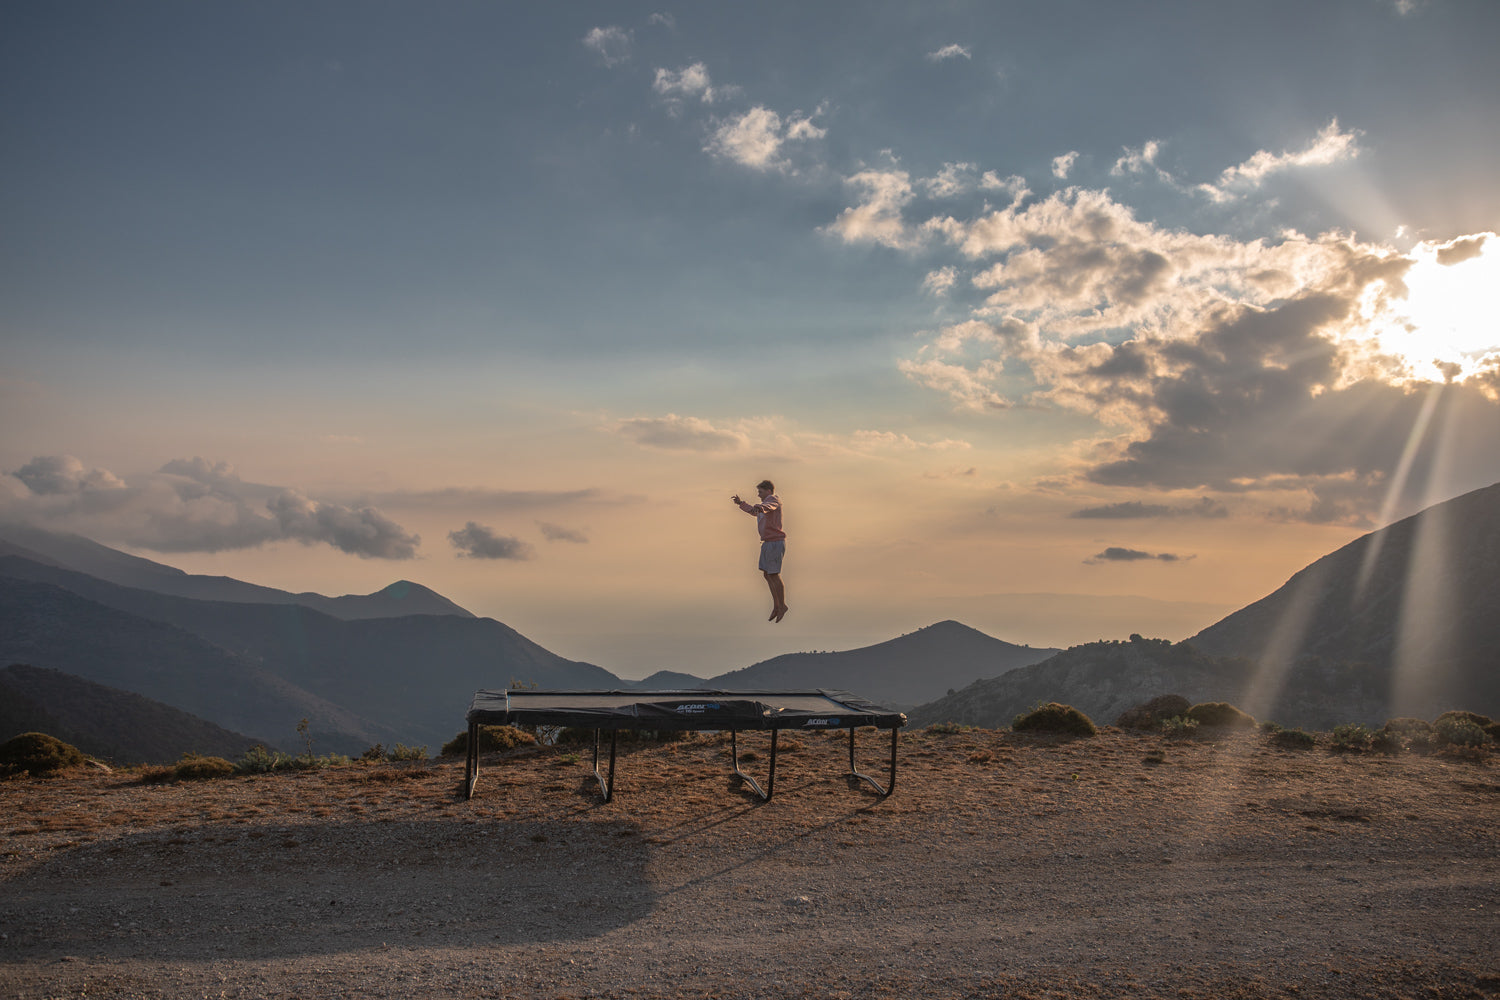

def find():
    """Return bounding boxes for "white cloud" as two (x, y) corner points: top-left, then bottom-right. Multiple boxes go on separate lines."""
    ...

(705, 105), (825, 172)
(923, 266), (958, 296)
(1199, 120), (1360, 202)
(822, 168), (918, 249)
(582, 26), (632, 67)
(1052, 151), (1079, 179)
(653, 62), (717, 109)
(876, 123), (1500, 523)
(1110, 140), (1164, 177)
(923, 162), (976, 198)
(927, 44), (972, 62)
(980, 172), (1030, 202)
(616, 414), (749, 452)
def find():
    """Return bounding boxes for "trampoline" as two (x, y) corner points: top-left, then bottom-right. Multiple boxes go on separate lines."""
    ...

(463, 689), (907, 803)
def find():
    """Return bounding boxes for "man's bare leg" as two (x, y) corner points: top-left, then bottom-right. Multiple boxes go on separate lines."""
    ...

(765, 572), (787, 622)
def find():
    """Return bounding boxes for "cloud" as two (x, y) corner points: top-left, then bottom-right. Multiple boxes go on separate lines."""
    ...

(1199, 120), (1360, 202)
(13, 455), (125, 495)
(538, 521), (589, 543)
(583, 26), (632, 67)
(1071, 497), (1228, 519)
(885, 121), (1500, 523)
(705, 105), (825, 171)
(448, 522), (534, 561)
(1052, 151), (1078, 179)
(616, 414), (748, 452)
(923, 266), (958, 296)
(1110, 140), (1172, 183)
(268, 491), (420, 559)
(1435, 233), (1486, 266)
(1085, 547), (1189, 564)
(653, 62), (717, 110)
(924, 162), (976, 198)
(823, 168), (918, 249)
(927, 44), (972, 62)
(980, 172), (1029, 202)
(1, 455), (419, 559)
(374, 486), (611, 509)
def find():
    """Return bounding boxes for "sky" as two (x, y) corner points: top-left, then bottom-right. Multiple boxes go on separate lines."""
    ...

(3, 0), (1499, 679)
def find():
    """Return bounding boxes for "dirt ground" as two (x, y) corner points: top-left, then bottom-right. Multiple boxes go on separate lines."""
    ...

(2, 727), (1497, 999)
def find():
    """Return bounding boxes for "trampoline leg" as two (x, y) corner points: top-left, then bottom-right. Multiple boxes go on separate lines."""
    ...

(592, 728), (617, 802)
(847, 727), (898, 798)
(730, 728), (777, 802)
(464, 721), (480, 800)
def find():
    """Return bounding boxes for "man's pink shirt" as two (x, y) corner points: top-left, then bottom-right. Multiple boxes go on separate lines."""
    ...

(739, 494), (786, 541)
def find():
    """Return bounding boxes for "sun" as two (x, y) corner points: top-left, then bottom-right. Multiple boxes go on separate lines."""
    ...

(1373, 233), (1500, 382)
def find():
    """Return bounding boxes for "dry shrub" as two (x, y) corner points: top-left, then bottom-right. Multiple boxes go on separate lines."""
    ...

(441, 725), (538, 756)
(172, 754), (236, 781)
(1434, 711), (1498, 743)
(1012, 703), (1096, 737)
(1115, 695), (1190, 730)
(0, 732), (87, 777)
(1184, 702), (1257, 729)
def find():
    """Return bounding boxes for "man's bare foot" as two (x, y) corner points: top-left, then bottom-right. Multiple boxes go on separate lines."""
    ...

(772, 605), (788, 623)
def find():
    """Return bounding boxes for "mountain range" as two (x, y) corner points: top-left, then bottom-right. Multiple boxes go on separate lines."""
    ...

(912, 481), (1500, 732)
(0, 530), (1055, 759)
(2, 480), (1496, 761)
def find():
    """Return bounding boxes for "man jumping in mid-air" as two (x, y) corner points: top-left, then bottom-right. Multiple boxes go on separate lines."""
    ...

(731, 480), (787, 623)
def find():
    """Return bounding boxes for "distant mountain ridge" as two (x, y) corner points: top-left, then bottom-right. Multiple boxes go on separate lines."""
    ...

(696, 621), (1059, 709)
(0, 561), (615, 754)
(0, 526), (474, 620)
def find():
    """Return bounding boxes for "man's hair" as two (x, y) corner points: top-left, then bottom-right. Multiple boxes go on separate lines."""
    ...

(757, 480), (775, 490)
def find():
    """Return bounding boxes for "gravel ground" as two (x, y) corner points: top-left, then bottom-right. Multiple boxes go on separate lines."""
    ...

(2, 728), (1497, 999)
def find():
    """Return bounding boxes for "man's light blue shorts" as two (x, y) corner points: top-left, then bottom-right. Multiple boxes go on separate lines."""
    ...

(758, 539), (785, 574)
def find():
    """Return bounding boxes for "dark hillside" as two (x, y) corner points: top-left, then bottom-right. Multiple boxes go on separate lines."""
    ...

(0, 664), (264, 764)
(1188, 480), (1500, 721)
(0, 578), (397, 754)
(0, 558), (620, 750)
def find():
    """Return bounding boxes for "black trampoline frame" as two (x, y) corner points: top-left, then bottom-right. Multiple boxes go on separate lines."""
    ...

(462, 689), (907, 803)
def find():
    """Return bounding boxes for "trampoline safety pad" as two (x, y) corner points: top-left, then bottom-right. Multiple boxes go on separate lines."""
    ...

(463, 689), (907, 803)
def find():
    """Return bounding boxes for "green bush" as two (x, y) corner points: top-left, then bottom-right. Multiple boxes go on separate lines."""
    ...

(172, 753), (236, 781)
(1435, 716), (1490, 748)
(1115, 694), (1190, 730)
(363, 742), (429, 761)
(1268, 726), (1316, 749)
(1331, 723), (1375, 751)
(1184, 702), (1257, 729)
(1433, 711), (1498, 743)
(924, 722), (976, 735)
(1160, 715), (1200, 740)
(440, 725), (538, 757)
(0, 732), (87, 777)
(1380, 718), (1435, 752)
(1012, 702), (1096, 737)
(235, 745), (349, 773)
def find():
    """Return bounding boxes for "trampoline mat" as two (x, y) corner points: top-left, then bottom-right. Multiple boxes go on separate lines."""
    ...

(466, 688), (907, 732)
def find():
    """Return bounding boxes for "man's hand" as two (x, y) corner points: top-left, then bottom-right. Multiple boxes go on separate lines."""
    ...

(731, 494), (742, 505)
